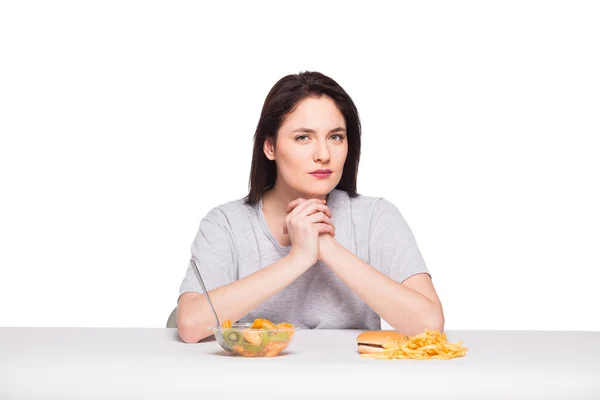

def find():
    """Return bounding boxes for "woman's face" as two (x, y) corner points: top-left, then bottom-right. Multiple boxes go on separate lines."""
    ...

(264, 95), (348, 197)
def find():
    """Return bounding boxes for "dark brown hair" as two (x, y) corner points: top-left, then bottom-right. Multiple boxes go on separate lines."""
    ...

(244, 71), (362, 206)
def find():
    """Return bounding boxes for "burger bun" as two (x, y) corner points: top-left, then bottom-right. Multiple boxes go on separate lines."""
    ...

(357, 330), (408, 354)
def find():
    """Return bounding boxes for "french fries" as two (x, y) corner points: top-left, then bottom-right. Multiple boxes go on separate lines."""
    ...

(361, 329), (468, 360)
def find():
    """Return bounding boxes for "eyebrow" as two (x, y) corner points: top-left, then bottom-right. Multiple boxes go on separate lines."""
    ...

(291, 127), (346, 134)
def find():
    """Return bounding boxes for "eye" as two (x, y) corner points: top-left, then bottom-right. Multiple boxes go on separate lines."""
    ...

(295, 135), (310, 141)
(331, 134), (345, 141)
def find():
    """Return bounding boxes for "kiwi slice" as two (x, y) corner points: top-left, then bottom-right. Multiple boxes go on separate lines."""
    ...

(260, 330), (270, 347)
(222, 329), (243, 347)
(241, 342), (263, 353)
(269, 331), (290, 342)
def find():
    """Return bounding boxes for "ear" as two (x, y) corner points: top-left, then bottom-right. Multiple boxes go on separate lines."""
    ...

(263, 136), (276, 161)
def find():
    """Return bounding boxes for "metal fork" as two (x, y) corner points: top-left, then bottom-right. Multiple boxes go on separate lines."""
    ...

(189, 259), (233, 353)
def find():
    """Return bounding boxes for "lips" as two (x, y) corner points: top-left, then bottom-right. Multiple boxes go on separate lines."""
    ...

(310, 170), (332, 179)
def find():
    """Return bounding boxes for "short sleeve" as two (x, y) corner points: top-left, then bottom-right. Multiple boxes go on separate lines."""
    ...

(178, 207), (238, 300)
(368, 198), (430, 284)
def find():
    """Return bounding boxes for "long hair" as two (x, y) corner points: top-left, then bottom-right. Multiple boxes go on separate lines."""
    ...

(244, 71), (362, 206)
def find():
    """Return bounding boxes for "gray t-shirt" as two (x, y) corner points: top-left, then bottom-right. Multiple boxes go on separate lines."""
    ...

(178, 188), (430, 330)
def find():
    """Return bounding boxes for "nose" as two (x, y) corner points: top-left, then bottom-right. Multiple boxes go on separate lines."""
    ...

(313, 138), (331, 163)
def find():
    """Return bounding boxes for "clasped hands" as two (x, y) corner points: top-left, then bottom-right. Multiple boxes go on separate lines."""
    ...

(281, 197), (338, 262)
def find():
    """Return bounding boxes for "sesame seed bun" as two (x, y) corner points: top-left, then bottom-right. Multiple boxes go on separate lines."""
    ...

(356, 330), (408, 354)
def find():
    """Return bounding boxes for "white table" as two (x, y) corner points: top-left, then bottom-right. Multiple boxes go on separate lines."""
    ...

(1, 328), (599, 399)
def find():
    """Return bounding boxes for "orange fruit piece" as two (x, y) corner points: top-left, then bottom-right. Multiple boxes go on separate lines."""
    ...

(249, 319), (263, 329)
(222, 320), (232, 329)
(277, 322), (294, 330)
(233, 344), (257, 357)
(243, 330), (263, 347)
(277, 322), (295, 338)
(233, 344), (244, 354)
(250, 318), (275, 329)
(261, 320), (277, 330)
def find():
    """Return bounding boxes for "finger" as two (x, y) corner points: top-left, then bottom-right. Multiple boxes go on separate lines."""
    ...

(315, 223), (335, 236)
(286, 198), (307, 213)
(318, 204), (333, 218)
(286, 197), (326, 214)
(286, 198), (326, 219)
(308, 212), (335, 228)
(284, 198), (329, 235)
(284, 198), (309, 234)
(283, 209), (331, 235)
(297, 203), (332, 219)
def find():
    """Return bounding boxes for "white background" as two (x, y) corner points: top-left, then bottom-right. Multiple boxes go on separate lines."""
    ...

(1, 1), (598, 331)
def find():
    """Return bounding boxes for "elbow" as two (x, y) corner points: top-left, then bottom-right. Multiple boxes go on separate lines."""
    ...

(176, 310), (211, 344)
(422, 304), (445, 333)
(426, 311), (445, 333)
(178, 325), (201, 344)
(177, 315), (199, 344)
(405, 317), (444, 337)
(401, 308), (445, 337)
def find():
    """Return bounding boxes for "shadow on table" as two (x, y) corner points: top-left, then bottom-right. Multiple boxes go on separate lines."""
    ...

(167, 328), (219, 344)
(205, 350), (299, 358)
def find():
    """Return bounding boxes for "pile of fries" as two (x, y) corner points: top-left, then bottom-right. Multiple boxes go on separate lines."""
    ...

(361, 329), (468, 360)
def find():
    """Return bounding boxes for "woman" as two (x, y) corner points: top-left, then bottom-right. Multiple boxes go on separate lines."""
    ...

(176, 71), (444, 344)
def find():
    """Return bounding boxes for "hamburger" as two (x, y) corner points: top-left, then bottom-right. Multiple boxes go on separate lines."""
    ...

(356, 330), (408, 354)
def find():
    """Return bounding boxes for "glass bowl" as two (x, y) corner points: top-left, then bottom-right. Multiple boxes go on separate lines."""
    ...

(209, 322), (299, 357)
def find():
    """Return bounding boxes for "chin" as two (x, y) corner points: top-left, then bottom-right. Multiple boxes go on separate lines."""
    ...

(306, 181), (338, 194)
(294, 186), (331, 198)
(308, 190), (332, 199)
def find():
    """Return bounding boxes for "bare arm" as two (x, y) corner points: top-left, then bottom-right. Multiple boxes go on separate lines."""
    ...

(176, 253), (311, 343)
(319, 235), (444, 337)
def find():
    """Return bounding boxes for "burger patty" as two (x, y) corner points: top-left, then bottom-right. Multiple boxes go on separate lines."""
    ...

(357, 342), (384, 348)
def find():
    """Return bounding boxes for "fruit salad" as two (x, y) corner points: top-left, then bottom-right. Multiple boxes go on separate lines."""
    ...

(220, 318), (296, 357)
